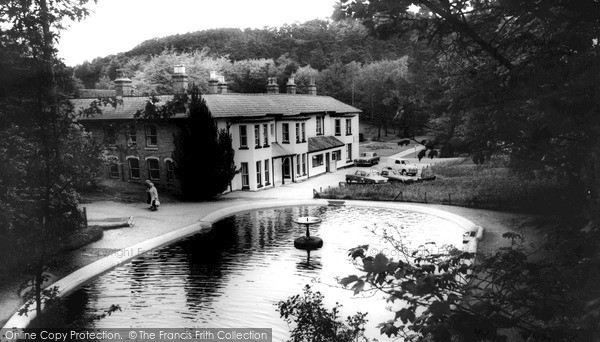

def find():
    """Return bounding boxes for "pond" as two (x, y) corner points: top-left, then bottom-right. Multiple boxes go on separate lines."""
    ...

(59, 205), (465, 340)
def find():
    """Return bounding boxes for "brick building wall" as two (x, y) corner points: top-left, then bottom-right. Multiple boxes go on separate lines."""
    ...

(85, 120), (182, 193)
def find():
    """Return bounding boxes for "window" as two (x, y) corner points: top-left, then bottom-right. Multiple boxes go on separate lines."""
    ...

(296, 154), (301, 175)
(333, 150), (341, 161)
(241, 162), (249, 188)
(346, 118), (352, 135)
(256, 160), (262, 187)
(335, 119), (341, 136)
(147, 158), (160, 181)
(108, 156), (119, 178)
(127, 125), (137, 147)
(301, 123), (306, 142)
(128, 158), (140, 180)
(295, 123), (300, 143)
(312, 154), (324, 167)
(239, 125), (248, 148)
(346, 143), (352, 161)
(145, 124), (158, 147)
(316, 116), (323, 135)
(165, 159), (174, 182)
(302, 154), (306, 175)
(264, 159), (270, 185)
(282, 123), (289, 143)
(263, 124), (269, 146)
(270, 123), (274, 137)
(105, 125), (116, 145)
(255, 125), (261, 148)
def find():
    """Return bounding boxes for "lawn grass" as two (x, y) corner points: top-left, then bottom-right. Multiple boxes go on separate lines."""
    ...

(320, 158), (577, 215)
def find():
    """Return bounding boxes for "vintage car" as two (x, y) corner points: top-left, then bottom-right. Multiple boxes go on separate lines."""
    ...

(384, 157), (419, 176)
(380, 169), (413, 183)
(354, 152), (380, 166)
(345, 170), (388, 184)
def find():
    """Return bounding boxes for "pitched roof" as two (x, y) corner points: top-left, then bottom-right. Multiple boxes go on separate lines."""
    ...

(71, 94), (360, 121)
(308, 136), (345, 153)
(203, 94), (361, 118)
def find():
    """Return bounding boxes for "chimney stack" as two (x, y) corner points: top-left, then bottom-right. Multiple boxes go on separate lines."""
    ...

(114, 69), (133, 97)
(217, 75), (228, 94)
(267, 77), (279, 94)
(286, 76), (297, 95)
(172, 65), (189, 93)
(308, 76), (317, 96)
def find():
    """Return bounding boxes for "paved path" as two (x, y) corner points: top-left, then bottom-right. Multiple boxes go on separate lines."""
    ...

(0, 165), (541, 328)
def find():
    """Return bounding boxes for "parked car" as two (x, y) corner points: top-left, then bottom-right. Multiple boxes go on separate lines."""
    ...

(384, 157), (419, 176)
(346, 170), (388, 184)
(354, 152), (380, 166)
(380, 169), (413, 183)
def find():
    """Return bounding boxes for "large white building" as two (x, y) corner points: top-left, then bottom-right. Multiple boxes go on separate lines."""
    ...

(73, 67), (361, 192)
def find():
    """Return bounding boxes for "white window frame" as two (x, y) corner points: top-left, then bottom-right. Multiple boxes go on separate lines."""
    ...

(239, 125), (248, 148)
(254, 125), (261, 148)
(282, 123), (290, 143)
(312, 154), (324, 167)
(241, 162), (249, 188)
(263, 124), (269, 146)
(256, 160), (262, 187)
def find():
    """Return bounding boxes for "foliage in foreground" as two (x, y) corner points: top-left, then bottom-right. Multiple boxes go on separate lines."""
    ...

(338, 230), (600, 341)
(277, 285), (370, 342)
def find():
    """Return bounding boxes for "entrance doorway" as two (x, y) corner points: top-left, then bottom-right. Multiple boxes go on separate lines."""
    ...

(325, 153), (330, 173)
(283, 157), (291, 178)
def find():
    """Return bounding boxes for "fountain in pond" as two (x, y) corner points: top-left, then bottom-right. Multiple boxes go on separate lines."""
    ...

(293, 216), (323, 250)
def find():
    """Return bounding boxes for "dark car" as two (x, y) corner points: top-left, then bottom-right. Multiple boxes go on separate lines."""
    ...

(354, 152), (380, 166)
(346, 170), (388, 184)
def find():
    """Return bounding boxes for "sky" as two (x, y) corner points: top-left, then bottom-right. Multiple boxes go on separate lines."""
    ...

(57, 0), (339, 67)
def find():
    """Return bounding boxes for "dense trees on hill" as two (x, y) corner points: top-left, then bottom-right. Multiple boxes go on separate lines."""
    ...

(72, 19), (438, 139)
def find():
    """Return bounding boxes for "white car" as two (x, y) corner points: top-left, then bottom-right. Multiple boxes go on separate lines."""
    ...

(383, 157), (419, 176)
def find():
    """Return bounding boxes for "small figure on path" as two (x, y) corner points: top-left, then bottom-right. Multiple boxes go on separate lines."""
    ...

(145, 180), (159, 211)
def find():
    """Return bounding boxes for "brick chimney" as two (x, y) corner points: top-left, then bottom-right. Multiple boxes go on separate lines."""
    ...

(114, 69), (133, 97)
(171, 65), (189, 93)
(286, 76), (297, 95)
(217, 75), (228, 94)
(267, 77), (279, 94)
(308, 76), (317, 96)
(208, 71), (219, 94)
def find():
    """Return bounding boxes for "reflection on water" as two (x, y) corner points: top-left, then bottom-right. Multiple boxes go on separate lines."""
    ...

(61, 206), (464, 340)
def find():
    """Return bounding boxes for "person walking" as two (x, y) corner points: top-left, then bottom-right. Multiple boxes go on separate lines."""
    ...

(145, 180), (159, 211)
